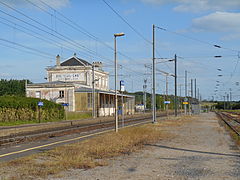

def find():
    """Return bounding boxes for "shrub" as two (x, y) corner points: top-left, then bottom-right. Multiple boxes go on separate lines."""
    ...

(0, 96), (64, 123)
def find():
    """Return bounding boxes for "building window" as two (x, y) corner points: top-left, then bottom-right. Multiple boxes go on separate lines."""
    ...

(88, 93), (92, 108)
(35, 91), (41, 98)
(95, 76), (99, 87)
(59, 90), (64, 98)
(106, 78), (108, 88)
(102, 77), (105, 88)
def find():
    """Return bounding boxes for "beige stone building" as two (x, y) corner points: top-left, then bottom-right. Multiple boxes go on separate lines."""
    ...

(26, 54), (135, 116)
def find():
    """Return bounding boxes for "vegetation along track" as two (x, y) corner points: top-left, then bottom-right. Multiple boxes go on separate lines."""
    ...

(216, 111), (240, 136)
(0, 112), (171, 147)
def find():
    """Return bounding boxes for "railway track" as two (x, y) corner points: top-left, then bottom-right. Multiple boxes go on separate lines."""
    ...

(216, 111), (240, 136)
(0, 112), (172, 147)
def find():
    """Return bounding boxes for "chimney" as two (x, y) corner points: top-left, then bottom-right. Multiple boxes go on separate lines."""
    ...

(93, 62), (103, 70)
(56, 54), (60, 66)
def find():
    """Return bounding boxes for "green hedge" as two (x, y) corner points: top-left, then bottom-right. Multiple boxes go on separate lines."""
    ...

(0, 96), (64, 123)
(0, 79), (31, 97)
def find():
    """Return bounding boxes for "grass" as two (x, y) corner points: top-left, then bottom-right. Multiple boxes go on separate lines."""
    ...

(0, 112), (92, 127)
(0, 118), (63, 126)
(217, 115), (240, 146)
(66, 112), (91, 120)
(0, 120), (38, 126)
(220, 120), (240, 146)
(0, 116), (188, 179)
(219, 109), (240, 113)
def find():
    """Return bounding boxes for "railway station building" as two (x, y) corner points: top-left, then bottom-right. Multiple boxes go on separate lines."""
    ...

(26, 54), (135, 117)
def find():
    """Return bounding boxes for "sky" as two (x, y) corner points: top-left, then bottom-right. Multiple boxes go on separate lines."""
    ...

(0, 0), (240, 101)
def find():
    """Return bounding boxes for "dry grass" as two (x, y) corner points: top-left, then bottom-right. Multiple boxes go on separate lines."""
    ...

(0, 113), (152, 137)
(0, 116), (188, 180)
(217, 116), (240, 146)
(223, 123), (240, 146)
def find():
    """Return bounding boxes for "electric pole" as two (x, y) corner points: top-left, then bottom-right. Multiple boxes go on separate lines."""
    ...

(197, 88), (200, 100)
(143, 79), (147, 113)
(191, 79), (193, 98)
(227, 93), (229, 109)
(92, 64), (96, 118)
(152, 24), (156, 123)
(179, 84), (182, 114)
(230, 88), (232, 110)
(166, 75), (169, 118)
(194, 78), (197, 99)
(190, 79), (193, 115)
(223, 95), (226, 110)
(174, 54), (177, 116)
(184, 70), (187, 115)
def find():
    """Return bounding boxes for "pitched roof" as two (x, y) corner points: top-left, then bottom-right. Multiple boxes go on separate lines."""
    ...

(75, 87), (135, 98)
(60, 56), (92, 67)
(27, 81), (74, 88)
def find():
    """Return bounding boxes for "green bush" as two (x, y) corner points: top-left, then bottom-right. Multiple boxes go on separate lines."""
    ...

(0, 79), (31, 97)
(0, 96), (64, 123)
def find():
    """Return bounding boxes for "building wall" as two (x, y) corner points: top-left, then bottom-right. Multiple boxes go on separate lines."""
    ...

(47, 68), (88, 84)
(47, 67), (109, 91)
(99, 93), (115, 116)
(75, 92), (88, 112)
(98, 93), (135, 117)
(126, 97), (135, 115)
(74, 92), (135, 117)
(26, 86), (75, 111)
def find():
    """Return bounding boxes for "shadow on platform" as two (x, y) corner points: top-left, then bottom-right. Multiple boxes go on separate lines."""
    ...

(146, 144), (240, 158)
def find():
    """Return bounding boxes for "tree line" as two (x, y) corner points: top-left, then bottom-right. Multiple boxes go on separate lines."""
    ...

(0, 79), (31, 97)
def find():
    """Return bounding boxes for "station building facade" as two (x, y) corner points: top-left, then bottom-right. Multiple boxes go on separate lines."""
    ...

(26, 54), (135, 116)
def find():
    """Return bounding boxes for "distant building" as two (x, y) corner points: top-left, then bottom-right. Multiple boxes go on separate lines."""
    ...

(26, 54), (135, 116)
(46, 54), (109, 91)
(135, 104), (145, 112)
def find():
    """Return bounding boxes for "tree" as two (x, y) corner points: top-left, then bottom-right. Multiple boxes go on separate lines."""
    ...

(0, 79), (31, 97)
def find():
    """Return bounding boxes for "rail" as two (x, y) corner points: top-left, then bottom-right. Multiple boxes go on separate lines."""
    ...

(0, 112), (175, 147)
(216, 111), (240, 136)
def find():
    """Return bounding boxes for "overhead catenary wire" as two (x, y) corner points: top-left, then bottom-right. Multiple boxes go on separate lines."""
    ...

(0, 1), (175, 93)
(38, 0), (103, 41)
(0, 17), (71, 57)
(0, 9), (100, 60)
(101, 0), (174, 74)
(101, 1), (176, 94)
(0, 42), (52, 59)
(23, 0), (152, 81)
(101, 0), (152, 45)
(39, 0), (175, 84)
(155, 25), (239, 53)
(0, 11), (146, 79)
(218, 56), (240, 97)
(212, 53), (240, 98)
(0, 16), (115, 61)
(0, 38), (54, 58)
(155, 25), (240, 101)
(178, 55), (237, 59)
(179, 54), (240, 99)
(36, 0), (148, 69)
(0, 1), (115, 63)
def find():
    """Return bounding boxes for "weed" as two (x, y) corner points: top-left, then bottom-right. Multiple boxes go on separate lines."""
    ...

(0, 117), (187, 179)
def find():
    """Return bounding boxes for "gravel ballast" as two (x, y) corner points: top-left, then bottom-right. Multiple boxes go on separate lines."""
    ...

(51, 112), (240, 180)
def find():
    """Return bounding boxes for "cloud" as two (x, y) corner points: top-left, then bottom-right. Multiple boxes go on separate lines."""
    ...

(1, 0), (69, 9)
(0, 72), (11, 77)
(123, 8), (136, 15)
(192, 12), (240, 32)
(0, 65), (15, 68)
(221, 33), (240, 41)
(139, 0), (240, 12)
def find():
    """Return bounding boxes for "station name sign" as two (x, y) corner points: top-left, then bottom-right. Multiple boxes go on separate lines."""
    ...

(52, 73), (86, 82)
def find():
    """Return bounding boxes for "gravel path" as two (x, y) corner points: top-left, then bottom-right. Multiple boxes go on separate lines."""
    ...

(51, 112), (240, 180)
